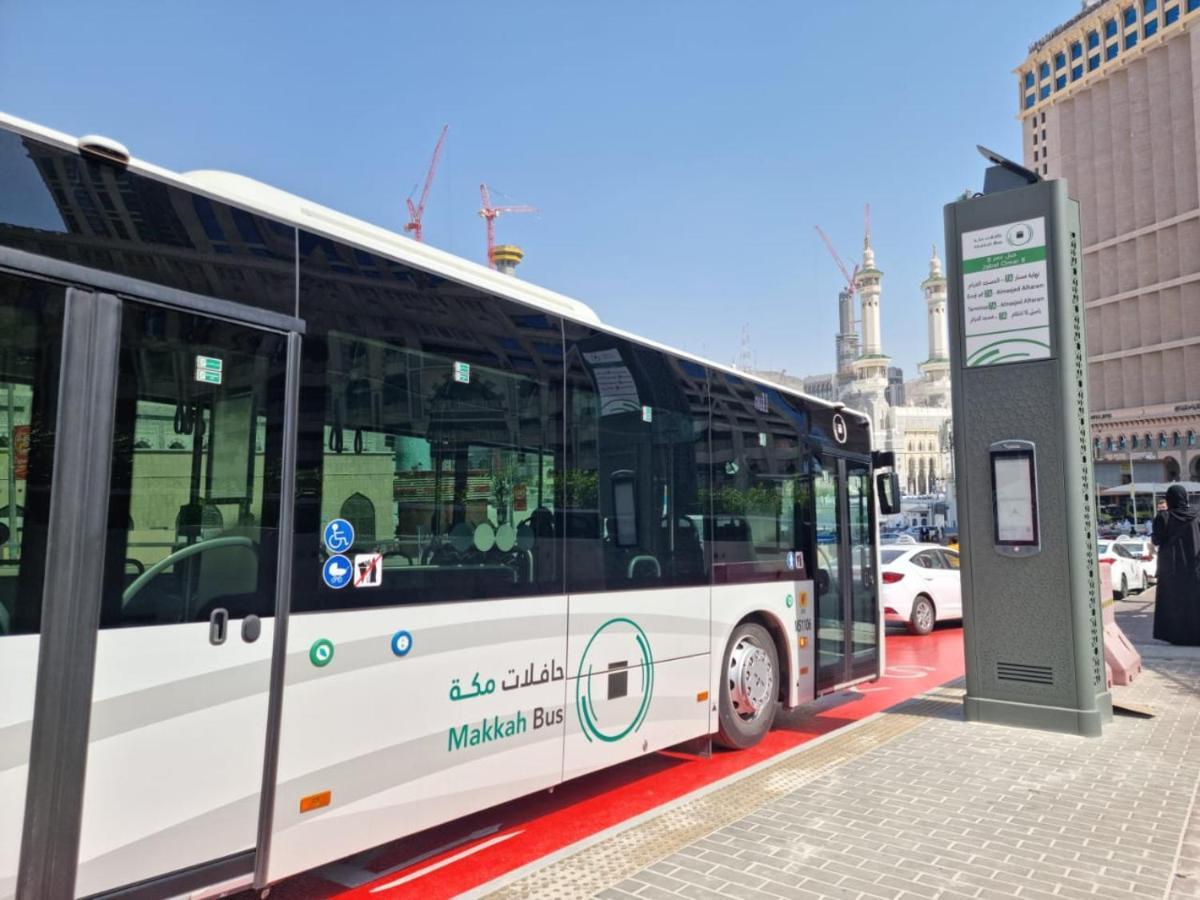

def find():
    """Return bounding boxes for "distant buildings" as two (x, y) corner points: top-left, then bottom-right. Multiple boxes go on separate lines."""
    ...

(752, 239), (953, 498)
(1017, 0), (1200, 486)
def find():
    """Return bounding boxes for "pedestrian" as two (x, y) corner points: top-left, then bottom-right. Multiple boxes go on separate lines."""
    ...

(1151, 484), (1200, 645)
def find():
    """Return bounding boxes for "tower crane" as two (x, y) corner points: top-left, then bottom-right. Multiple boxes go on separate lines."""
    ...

(403, 124), (448, 243)
(479, 184), (537, 268)
(814, 224), (859, 298)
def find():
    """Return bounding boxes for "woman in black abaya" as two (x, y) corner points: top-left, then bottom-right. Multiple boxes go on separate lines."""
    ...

(1151, 484), (1200, 645)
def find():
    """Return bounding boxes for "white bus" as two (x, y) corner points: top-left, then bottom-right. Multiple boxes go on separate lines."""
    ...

(0, 112), (899, 899)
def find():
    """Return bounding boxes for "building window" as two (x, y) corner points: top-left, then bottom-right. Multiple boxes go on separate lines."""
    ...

(1042, 163), (1048, 174)
(1131, 434), (1139, 449)
(1041, 111), (1046, 123)
(1024, 71), (1035, 89)
(1173, 431), (1181, 447)
(1105, 17), (1118, 37)
(1107, 42), (1119, 59)
(1094, 438), (1102, 452)
(1071, 41), (1083, 60)
(1034, 149), (1040, 161)
(1144, 0), (1157, 12)
(1125, 31), (1138, 48)
(1119, 435), (1127, 450)
(1190, 0), (1200, 11)
(1106, 437), (1115, 451)
(1055, 51), (1066, 69)
(1190, 430), (1197, 446)
(1025, 94), (1036, 109)
(1088, 30), (1100, 48)
(1072, 64), (1084, 80)
(1089, 53), (1102, 70)
(1165, 5), (1180, 23)
(1040, 61), (1050, 79)
(1124, 6), (1138, 26)
(1144, 433), (1153, 448)
(1159, 433), (1168, 448)
(1145, 18), (1159, 35)
(1042, 128), (1047, 140)
(1040, 84), (1051, 99)
(1056, 74), (1067, 90)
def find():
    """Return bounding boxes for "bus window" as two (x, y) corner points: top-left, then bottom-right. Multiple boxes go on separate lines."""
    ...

(99, 304), (288, 628)
(293, 315), (565, 609)
(0, 275), (63, 636)
(708, 372), (811, 584)
(563, 328), (709, 592)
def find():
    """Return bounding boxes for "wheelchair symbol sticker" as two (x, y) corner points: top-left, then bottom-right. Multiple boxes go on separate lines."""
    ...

(391, 630), (413, 657)
(323, 518), (355, 554)
(323, 555), (353, 589)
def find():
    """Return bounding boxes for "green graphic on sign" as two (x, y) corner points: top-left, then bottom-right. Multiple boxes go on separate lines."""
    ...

(309, 638), (335, 668)
(453, 361), (471, 384)
(786, 593), (794, 608)
(575, 617), (654, 743)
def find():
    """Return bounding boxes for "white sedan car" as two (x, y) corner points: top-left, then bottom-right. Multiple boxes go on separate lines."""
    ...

(1116, 536), (1157, 585)
(880, 544), (962, 635)
(1097, 540), (1148, 598)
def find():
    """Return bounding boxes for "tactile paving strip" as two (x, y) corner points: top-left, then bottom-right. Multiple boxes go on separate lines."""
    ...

(482, 690), (963, 899)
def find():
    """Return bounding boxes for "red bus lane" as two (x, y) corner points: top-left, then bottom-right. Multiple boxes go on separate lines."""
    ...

(261, 627), (965, 899)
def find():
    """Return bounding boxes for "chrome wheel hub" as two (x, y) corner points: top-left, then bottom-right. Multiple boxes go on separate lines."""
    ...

(915, 602), (934, 631)
(728, 636), (773, 720)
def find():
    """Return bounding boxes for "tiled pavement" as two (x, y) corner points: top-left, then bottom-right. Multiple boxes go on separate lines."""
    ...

(475, 590), (1200, 900)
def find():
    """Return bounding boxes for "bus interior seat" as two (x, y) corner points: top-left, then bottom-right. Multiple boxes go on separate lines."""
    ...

(710, 516), (756, 564)
(627, 554), (661, 581)
(562, 510), (604, 587)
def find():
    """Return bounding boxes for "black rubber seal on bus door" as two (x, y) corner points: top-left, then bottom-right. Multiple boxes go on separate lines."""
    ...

(17, 289), (122, 900)
(253, 330), (302, 889)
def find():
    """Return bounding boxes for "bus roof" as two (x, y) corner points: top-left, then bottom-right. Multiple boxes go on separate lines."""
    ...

(0, 110), (868, 428)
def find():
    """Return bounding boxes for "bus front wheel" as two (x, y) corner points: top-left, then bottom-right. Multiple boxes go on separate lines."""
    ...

(716, 622), (779, 750)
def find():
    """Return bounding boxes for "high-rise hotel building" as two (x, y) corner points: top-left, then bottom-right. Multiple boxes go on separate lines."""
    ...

(1017, 0), (1200, 486)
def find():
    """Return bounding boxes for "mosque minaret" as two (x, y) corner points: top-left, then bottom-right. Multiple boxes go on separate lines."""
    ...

(846, 232), (891, 433)
(915, 245), (951, 409)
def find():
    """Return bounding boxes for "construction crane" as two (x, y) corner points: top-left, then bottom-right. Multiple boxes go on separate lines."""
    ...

(478, 184), (537, 268)
(814, 224), (859, 298)
(403, 124), (448, 243)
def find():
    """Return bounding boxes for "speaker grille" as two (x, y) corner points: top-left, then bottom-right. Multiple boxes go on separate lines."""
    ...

(997, 661), (1054, 685)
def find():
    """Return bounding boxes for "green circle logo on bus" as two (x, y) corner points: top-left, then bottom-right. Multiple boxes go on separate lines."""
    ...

(786, 593), (794, 608)
(309, 638), (335, 668)
(575, 617), (654, 744)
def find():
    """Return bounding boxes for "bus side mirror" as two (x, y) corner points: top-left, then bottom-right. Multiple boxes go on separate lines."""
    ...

(877, 472), (901, 515)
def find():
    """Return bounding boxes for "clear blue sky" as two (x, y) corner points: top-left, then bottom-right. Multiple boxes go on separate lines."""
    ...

(0, 0), (1079, 378)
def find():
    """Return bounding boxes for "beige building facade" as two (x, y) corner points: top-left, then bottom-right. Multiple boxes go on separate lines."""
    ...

(1017, 0), (1200, 485)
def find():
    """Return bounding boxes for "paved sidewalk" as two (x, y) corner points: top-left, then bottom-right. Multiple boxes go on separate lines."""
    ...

(475, 591), (1200, 900)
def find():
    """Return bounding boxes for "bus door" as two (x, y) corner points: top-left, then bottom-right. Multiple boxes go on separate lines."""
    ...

(75, 299), (295, 897)
(814, 455), (878, 691)
(0, 274), (66, 900)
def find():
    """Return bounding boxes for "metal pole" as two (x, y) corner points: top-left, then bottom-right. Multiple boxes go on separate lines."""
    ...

(1128, 449), (1138, 531)
(7, 380), (15, 560)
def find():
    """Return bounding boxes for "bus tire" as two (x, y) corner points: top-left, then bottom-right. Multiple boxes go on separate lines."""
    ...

(716, 622), (779, 750)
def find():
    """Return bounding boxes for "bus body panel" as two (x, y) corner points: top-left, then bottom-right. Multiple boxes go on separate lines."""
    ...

(563, 651), (710, 782)
(711, 581), (815, 710)
(74, 620), (273, 898)
(562, 587), (711, 780)
(0, 636), (37, 900)
(265, 596), (569, 884)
